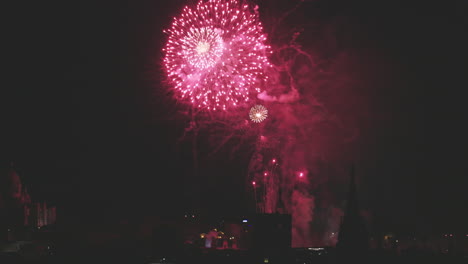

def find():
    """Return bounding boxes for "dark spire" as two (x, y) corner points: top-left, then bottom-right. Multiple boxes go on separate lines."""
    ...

(336, 164), (369, 258)
(345, 164), (358, 216)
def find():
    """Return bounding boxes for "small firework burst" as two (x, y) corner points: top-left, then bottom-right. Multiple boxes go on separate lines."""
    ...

(182, 27), (224, 70)
(249, 105), (268, 123)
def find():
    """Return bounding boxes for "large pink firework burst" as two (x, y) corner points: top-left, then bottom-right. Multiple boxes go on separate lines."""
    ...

(163, 0), (271, 111)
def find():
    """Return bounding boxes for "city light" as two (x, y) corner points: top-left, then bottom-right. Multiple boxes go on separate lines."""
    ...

(308, 247), (325, 251)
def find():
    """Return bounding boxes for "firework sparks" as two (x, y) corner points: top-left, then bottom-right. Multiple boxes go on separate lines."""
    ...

(163, 0), (271, 111)
(249, 104), (268, 123)
(184, 27), (224, 70)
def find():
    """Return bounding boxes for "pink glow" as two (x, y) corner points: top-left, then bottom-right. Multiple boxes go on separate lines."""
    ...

(163, 0), (271, 110)
(299, 172), (304, 178)
(252, 181), (256, 186)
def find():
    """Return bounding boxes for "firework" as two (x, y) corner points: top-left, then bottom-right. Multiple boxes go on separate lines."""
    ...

(163, 0), (271, 111)
(249, 104), (268, 123)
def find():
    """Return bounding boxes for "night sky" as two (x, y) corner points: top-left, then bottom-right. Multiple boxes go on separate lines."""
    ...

(4, 0), (468, 233)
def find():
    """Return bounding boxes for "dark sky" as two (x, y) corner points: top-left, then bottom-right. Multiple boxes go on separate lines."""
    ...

(4, 0), (468, 232)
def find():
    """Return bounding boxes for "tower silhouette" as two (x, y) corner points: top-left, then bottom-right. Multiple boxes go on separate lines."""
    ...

(336, 165), (369, 260)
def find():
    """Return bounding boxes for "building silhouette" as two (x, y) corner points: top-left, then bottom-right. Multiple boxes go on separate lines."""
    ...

(0, 163), (56, 241)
